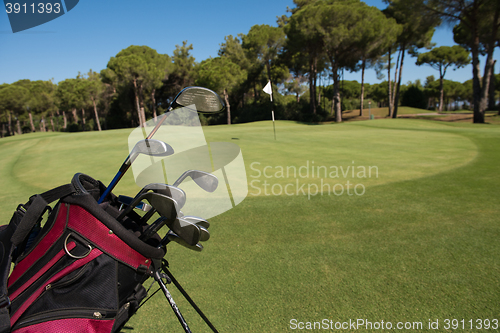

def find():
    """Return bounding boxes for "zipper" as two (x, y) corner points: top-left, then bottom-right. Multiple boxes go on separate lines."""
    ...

(44, 262), (91, 291)
(14, 308), (116, 329)
(116, 301), (131, 318)
(9, 243), (76, 301)
(9, 247), (103, 326)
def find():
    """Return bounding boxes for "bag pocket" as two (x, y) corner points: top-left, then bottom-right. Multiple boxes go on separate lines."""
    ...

(10, 248), (111, 331)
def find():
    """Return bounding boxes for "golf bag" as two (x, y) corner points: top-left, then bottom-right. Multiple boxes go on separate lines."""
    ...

(0, 173), (165, 333)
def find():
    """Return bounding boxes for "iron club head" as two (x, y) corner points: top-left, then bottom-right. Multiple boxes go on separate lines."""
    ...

(182, 216), (210, 229)
(163, 231), (203, 252)
(172, 170), (218, 193)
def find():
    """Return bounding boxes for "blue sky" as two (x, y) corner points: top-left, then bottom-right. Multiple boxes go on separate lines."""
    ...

(1, 0), (498, 86)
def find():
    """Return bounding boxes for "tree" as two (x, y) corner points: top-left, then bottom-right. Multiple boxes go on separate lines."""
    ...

(105, 45), (171, 127)
(196, 57), (246, 124)
(402, 82), (427, 108)
(496, 73), (500, 114)
(142, 52), (172, 119)
(0, 84), (29, 134)
(443, 79), (467, 110)
(284, 1), (326, 115)
(452, 1), (500, 115)
(171, 41), (196, 90)
(219, 34), (250, 70)
(416, 45), (471, 111)
(56, 78), (84, 130)
(423, 0), (500, 122)
(424, 75), (440, 108)
(286, 0), (372, 121)
(218, 34), (252, 107)
(316, 0), (367, 122)
(368, 81), (390, 107)
(11, 80), (38, 132)
(283, 74), (308, 102)
(156, 41), (197, 110)
(29, 80), (58, 132)
(242, 24), (288, 99)
(355, 5), (401, 116)
(488, 61), (496, 110)
(80, 70), (106, 131)
(384, 0), (440, 118)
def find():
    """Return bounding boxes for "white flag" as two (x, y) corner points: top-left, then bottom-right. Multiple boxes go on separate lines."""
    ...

(263, 80), (273, 102)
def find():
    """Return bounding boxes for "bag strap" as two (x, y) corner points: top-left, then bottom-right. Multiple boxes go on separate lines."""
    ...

(11, 184), (76, 246)
(0, 183), (75, 333)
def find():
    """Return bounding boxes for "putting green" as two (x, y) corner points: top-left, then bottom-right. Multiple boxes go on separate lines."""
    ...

(0, 120), (478, 213)
(201, 120), (478, 198)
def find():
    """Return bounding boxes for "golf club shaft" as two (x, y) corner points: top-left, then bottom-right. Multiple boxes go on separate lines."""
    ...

(140, 217), (170, 241)
(97, 160), (130, 204)
(146, 106), (172, 140)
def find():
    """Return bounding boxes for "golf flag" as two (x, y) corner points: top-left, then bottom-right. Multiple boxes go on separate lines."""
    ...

(263, 81), (276, 140)
(263, 80), (273, 102)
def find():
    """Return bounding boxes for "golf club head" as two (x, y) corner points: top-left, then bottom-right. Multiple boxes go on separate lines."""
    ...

(168, 217), (201, 246)
(177, 218), (210, 242)
(182, 216), (210, 229)
(173, 170), (218, 193)
(172, 86), (225, 113)
(98, 139), (174, 204)
(127, 139), (174, 165)
(197, 225), (210, 242)
(139, 183), (186, 209)
(165, 231), (203, 252)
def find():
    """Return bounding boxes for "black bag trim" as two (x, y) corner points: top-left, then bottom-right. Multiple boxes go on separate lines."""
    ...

(11, 184), (75, 247)
(62, 194), (165, 260)
(0, 184), (76, 333)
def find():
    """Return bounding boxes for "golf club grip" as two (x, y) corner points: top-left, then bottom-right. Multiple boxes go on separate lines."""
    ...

(98, 156), (134, 203)
(98, 171), (123, 203)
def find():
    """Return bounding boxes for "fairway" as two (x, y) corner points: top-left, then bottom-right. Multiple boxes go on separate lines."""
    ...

(1, 119), (499, 332)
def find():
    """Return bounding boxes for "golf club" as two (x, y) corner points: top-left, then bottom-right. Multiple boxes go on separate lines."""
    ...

(182, 216), (210, 229)
(117, 192), (179, 222)
(137, 183), (186, 209)
(146, 87), (225, 140)
(98, 139), (174, 204)
(118, 195), (152, 212)
(136, 184), (186, 225)
(141, 215), (209, 244)
(197, 224), (210, 242)
(173, 170), (218, 193)
(167, 217), (201, 246)
(140, 216), (170, 241)
(162, 231), (203, 252)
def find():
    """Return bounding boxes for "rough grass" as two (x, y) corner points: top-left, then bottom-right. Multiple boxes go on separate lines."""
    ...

(1, 119), (499, 332)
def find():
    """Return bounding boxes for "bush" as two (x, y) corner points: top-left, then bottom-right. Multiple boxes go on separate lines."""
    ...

(402, 86), (427, 109)
(66, 123), (81, 132)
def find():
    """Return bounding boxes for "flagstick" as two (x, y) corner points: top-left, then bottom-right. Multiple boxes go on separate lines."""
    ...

(263, 80), (276, 141)
(272, 110), (276, 140)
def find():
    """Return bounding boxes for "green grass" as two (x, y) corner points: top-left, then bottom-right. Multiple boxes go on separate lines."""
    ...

(1, 119), (499, 332)
(343, 106), (436, 119)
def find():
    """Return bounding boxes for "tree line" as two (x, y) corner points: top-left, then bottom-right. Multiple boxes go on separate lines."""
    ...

(0, 0), (499, 136)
